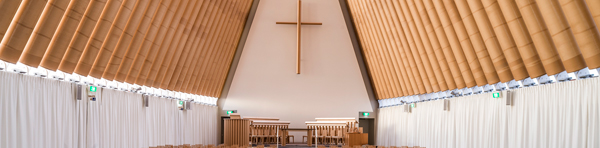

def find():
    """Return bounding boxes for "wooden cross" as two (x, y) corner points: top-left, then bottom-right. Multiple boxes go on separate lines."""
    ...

(276, 0), (322, 74)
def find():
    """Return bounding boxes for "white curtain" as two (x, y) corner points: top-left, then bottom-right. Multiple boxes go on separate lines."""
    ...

(377, 77), (600, 148)
(0, 71), (219, 148)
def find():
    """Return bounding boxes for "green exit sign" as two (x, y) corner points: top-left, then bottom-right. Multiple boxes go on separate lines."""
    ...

(363, 112), (369, 116)
(89, 86), (97, 92)
(227, 111), (234, 115)
(411, 104), (415, 108)
(493, 92), (501, 98)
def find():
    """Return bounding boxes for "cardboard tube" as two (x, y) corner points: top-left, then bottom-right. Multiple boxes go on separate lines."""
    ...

(348, 0), (387, 98)
(354, 0), (398, 98)
(422, 0), (458, 90)
(536, 0), (586, 72)
(167, 0), (211, 91)
(134, 0), (182, 85)
(214, 0), (267, 96)
(516, 0), (565, 75)
(559, 0), (600, 69)
(413, 0), (451, 91)
(440, 0), (477, 87)
(143, 0), (190, 87)
(400, 0), (438, 93)
(471, 0), (527, 82)
(428, 0), (465, 89)
(85, 0), (135, 78)
(455, 0), (501, 85)
(364, 0), (404, 97)
(194, 0), (248, 95)
(110, 0), (161, 81)
(497, 0), (546, 78)
(370, 0), (409, 96)
(391, 0), (428, 94)
(376, 0), (418, 96)
(407, 0), (445, 92)
(189, 1), (230, 94)
(159, 0), (205, 89)
(479, 0), (530, 81)
(397, 0), (436, 93)
(152, 0), (201, 88)
(0, 0), (23, 41)
(72, 0), (125, 76)
(381, 0), (418, 95)
(206, 0), (253, 96)
(433, 0), (471, 88)
(213, 0), (254, 96)
(39, 0), (92, 71)
(176, 0), (231, 93)
(586, 0), (600, 31)
(179, 0), (226, 93)
(190, 0), (233, 95)
(0, 0), (48, 64)
(124, 0), (176, 84)
(93, 0), (150, 80)
(19, 0), (71, 67)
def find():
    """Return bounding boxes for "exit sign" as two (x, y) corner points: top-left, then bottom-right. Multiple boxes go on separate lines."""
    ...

(362, 112), (369, 116)
(410, 104), (415, 108)
(89, 86), (97, 92)
(493, 92), (501, 98)
(227, 111), (234, 115)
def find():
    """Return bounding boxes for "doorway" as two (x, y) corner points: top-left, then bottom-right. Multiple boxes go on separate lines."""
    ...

(220, 116), (230, 144)
(359, 118), (375, 145)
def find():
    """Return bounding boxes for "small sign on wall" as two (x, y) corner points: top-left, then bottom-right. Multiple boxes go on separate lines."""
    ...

(360, 112), (372, 118)
(492, 92), (501, 98)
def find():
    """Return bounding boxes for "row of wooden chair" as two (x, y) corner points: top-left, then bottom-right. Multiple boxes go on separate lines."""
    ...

(304, 126), (348, 145)
(150, 144), (216, 148)
(218, 144), (277, 148)
(250, 125), (291, 145)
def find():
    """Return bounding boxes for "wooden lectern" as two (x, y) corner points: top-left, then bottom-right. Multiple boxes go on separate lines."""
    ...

(223, 119), (250, 146)
(346, 133), (368, 146)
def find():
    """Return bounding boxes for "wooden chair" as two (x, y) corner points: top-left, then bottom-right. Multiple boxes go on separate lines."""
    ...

(319, 126), (328, 144)
(285, 130), (294, 144)
(303, 126), (315, 144)
(325, 126), (335, 144)
(256, 145), (265, 148)
(269, 126), (278, 144)
(250, 127), (258, 144)
(256, 126), (266, 144)
(331, 127), (344, 145)
(260, 126), (269, 144)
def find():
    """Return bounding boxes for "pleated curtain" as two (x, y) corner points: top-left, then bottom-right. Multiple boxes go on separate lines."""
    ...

(0, 71), (218, 148)
(377, 77), (600, 148)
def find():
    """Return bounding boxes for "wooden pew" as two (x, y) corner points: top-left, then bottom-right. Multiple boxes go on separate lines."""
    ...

(251, 120), (290, 145)
(305, 119), (354, 145)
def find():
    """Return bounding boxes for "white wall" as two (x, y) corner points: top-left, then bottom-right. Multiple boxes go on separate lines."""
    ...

(222, 0), (373, 133)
